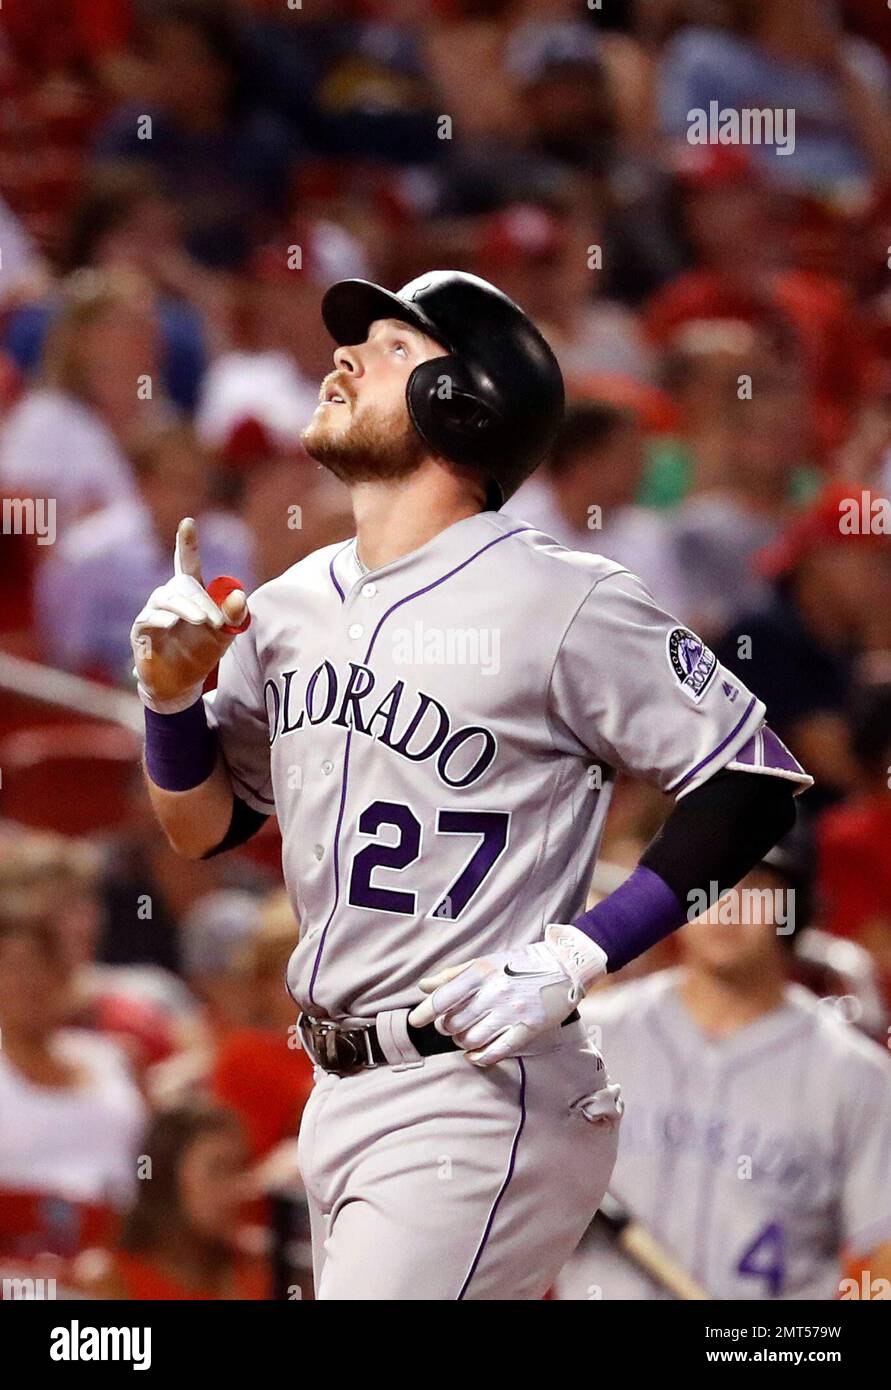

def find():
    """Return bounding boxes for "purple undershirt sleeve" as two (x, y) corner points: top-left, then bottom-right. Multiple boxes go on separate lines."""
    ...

(571, 864), (686, 974)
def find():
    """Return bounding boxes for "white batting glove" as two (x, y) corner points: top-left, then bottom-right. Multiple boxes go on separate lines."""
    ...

(131, 517), (248, 714)
(408, 928), (607, 1068)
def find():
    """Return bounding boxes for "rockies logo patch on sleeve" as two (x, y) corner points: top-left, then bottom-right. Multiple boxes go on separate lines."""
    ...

(667, 627), (717, 703)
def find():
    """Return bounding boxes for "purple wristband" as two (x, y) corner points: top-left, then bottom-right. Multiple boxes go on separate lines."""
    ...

(144, 699), (218, 792)
(572, 864), (685, 973)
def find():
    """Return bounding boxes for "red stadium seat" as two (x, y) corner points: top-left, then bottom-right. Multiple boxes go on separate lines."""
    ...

(0, 502), (39, 634)
(0, 722), (139, 834)
(0, 1187), (116, 1262)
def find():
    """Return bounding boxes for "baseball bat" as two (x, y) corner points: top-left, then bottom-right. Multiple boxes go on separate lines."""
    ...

(594, 1192), (712, 1300)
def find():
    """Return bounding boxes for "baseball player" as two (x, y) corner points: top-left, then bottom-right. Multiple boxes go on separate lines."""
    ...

(556, 847), (891, 1301)
(132, 271), (811, 1300)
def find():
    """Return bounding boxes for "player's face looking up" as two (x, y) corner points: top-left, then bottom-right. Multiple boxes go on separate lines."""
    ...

(302, 318), (444, 485)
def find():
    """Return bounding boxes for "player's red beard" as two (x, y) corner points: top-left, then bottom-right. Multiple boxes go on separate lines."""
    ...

(302, 387), (427, 484)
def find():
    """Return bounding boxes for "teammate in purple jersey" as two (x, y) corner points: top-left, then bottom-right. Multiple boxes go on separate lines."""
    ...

(557, 847), (891, 1301)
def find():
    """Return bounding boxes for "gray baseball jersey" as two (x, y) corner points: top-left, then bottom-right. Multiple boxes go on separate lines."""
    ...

(556, 971), (891, 1301)
(204, 510), (773, 1021)
(203, 508), (801, 1298)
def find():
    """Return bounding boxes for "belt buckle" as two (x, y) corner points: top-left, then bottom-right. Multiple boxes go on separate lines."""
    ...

(300, 1016), (375, 1074)
(336, 1023), (376, 1072)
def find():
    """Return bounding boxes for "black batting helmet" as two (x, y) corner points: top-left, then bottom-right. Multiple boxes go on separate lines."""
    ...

(320, 270), (565, 508)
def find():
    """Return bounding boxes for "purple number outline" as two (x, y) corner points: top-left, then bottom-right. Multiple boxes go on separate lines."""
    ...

(347, 800), (422, 914)
(346, 800), (510, 921)
(429, 808), (510, 920)
(737, 1221), (785, 1297)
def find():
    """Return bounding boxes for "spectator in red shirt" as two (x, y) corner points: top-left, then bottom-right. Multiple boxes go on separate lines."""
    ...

(2, 0), (133, 86)
(210, 889), (314, 1164)
(717, 483), (891, 809)
(79, 1102), (271, 1298)
(646, 147), (873, 456)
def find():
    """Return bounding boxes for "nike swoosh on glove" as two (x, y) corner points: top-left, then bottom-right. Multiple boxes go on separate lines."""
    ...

(407, 938), (599, 1067)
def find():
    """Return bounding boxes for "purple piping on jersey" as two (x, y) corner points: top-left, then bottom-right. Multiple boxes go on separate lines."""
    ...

(362, 526), (531, 663)
(732, 729), (762, 766)
(307, 525), (530, 1007)
(669, 696), (757, 794)
(328, 540), (353, 603)
(457, 1058), (527, 1300)
(307, 725), (354, 1006)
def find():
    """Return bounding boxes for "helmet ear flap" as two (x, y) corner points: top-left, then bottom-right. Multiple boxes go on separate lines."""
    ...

(407, 357), (501, 464)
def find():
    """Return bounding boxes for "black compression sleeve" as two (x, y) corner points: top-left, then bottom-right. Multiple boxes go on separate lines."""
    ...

(200, 793), (270, 859)
(640, 769), (797, 905)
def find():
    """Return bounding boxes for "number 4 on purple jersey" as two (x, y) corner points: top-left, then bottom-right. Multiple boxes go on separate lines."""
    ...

(737, 1222), (785, 1296)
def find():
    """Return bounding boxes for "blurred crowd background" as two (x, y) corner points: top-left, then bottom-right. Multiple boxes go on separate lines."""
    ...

(1, 0), (891, 1301)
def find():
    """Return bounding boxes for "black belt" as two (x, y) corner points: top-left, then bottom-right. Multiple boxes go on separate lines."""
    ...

(298, 1009), (581, 1075)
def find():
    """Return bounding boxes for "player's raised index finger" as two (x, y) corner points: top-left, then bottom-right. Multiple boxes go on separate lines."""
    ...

(174, 517), (203, 582)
